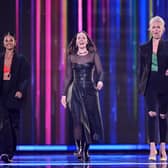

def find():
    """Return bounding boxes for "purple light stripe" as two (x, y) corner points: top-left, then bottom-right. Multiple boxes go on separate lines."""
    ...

(93, 0), (97, 40)
(45, 0), (51, 144)
(36, 0), (41, 143)
(102, 0), (106, 28)
(31, 0), (35, 142)
(59, 0), (67, 143)
(15, 0), (19, 46)
(78, 0), (83, 31)
(87, 0), (92, 36)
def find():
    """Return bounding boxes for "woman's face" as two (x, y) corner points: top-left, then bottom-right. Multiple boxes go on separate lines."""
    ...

(150, 21), (164, 39)
(76, 32), (88, 49)
(3, 35), (16, 50)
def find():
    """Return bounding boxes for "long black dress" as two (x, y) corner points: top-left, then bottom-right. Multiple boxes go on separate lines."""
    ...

(63, 52), (104, 144)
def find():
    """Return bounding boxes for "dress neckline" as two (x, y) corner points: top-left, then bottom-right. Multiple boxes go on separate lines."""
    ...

(77, 53), (89, 57)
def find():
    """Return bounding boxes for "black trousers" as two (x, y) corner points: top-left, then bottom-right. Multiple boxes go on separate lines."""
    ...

(0, 80), (20, 159)
(145, 72), (168, 143)
(0, 105), (20, 158)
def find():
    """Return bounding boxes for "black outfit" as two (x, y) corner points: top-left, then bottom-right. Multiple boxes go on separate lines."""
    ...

(63, 52), (104, 160)
(138, 39), (168, 142)
(0, 53), (29, 160)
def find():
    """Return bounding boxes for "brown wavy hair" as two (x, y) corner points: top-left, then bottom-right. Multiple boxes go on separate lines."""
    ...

(67, 31), (97, 55)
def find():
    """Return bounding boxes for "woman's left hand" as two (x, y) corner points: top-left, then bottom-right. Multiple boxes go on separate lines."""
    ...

(165, 69), (168, 76)
(15, 91), (22, 99)
(96, 81), (103, 90)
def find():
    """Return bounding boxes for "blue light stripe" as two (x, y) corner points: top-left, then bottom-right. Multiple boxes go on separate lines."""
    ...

(126, 0), (133, 119)
(0, 162), (165, 166)
(116, 0), (120, 41)
(138, 0), (148, 143)
(132, 0), (138, 122)
(17, 144), (152, 151)
(108, 0), (119, 143)
(139, 0), (148, 43)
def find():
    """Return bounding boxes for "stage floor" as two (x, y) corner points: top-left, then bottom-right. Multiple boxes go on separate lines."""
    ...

(0, 153), (167, 168)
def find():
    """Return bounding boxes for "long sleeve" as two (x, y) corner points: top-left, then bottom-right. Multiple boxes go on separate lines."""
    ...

(63, 55), (73, 96)
(94, 53), (104, 82)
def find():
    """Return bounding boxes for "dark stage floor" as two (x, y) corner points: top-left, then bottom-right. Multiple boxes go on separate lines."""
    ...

(0, 153), (167, 168)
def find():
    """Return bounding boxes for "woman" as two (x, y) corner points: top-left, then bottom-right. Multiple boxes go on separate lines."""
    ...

(61, 31), (104, 162)
(0, 33), (29, 163)
(138, 16), (168, 161)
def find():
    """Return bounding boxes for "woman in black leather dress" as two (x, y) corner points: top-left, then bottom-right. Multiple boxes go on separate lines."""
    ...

(61, 31), (104, 161)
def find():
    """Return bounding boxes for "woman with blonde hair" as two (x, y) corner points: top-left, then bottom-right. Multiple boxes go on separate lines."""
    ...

(138, 16), (168, 161)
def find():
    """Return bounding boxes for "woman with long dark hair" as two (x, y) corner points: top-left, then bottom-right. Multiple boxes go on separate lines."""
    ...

(61, 31), (104, 162)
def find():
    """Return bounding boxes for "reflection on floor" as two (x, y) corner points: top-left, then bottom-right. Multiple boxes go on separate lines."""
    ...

(0, 153), (167, 168)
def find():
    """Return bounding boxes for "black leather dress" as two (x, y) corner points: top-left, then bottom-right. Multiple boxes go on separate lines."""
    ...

(64, 53), (104, 143)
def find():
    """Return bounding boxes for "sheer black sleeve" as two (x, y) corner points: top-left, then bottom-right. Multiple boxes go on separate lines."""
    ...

(94, 53), (104, 82)
(63, 55), (73, 96)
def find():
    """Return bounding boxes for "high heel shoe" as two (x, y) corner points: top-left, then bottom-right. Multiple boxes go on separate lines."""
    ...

(74, 140), (83, 160)
(149, 150), (157, 161)
(82, 143), (90, 162)
(160, 151), (167, 161)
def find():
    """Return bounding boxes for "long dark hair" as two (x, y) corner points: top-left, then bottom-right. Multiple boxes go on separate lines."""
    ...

(67, 31), (97, 55)
(2, 32), (16, 53)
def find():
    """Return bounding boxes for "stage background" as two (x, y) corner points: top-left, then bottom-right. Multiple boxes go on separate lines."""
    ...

(0, 0), (168, 146)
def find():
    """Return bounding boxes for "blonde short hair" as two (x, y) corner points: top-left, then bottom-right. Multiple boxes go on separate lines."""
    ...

(148, 16), (165, 32)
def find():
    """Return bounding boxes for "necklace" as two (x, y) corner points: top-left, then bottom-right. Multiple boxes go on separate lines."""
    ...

(77, 50), (88, 55)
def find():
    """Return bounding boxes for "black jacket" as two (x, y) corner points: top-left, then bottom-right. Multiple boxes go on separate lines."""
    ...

(138, 39), (168, 95)
(0, 53), (29, 109)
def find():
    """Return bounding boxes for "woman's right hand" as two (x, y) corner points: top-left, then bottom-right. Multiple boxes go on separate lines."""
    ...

(61, 96), (67, 108)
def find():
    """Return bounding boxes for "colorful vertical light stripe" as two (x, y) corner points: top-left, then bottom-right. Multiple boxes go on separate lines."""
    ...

(36, 0), (41, 143)
(87, 0), (92, 36)
(138, 0), (149, 143)
(45, 0), (51, 144)
(59, 0), (67, 143)
(78, 0), (83, 31)
(30, 0), (35, 143)
(15, 0), (19, 44)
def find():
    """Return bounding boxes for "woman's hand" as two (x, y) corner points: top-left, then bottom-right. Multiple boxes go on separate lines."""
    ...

(15, 91), (22, 99)
(61, 96), (67, 108)
(96, 81), (103, 90)
(165, 69), (168, 76)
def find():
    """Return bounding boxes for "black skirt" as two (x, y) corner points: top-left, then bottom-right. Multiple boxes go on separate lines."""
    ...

(67, 82), (104, 144)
